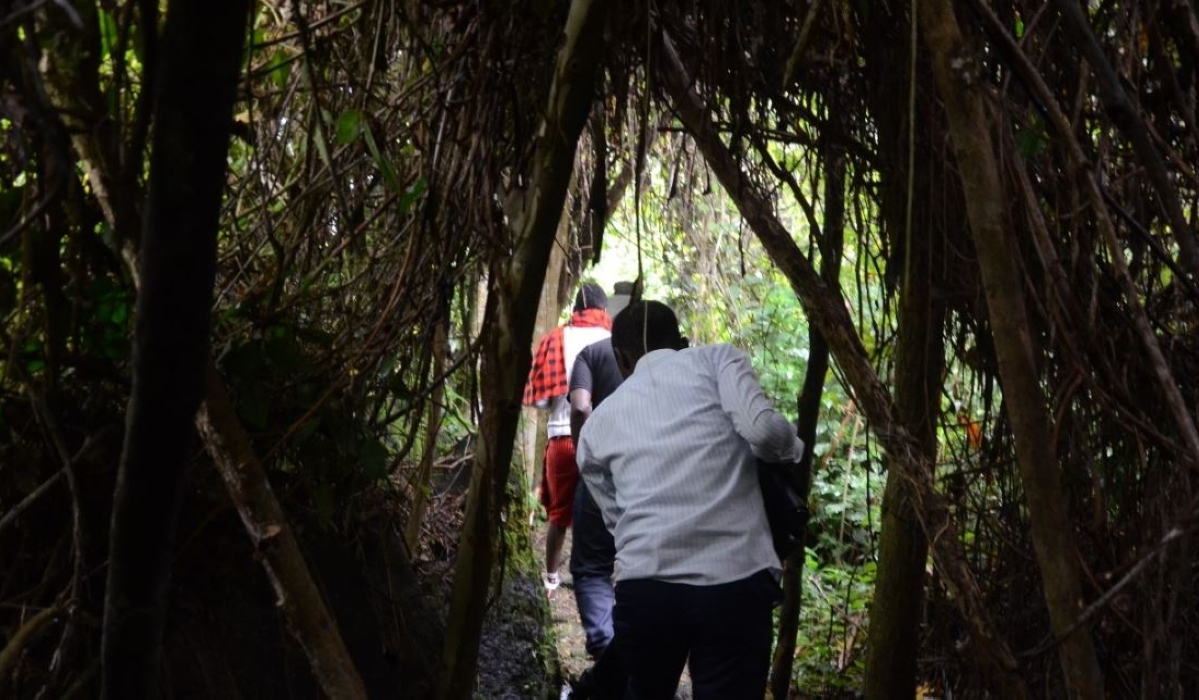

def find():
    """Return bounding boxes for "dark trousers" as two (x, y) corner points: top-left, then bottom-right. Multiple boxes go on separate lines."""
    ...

(613, 570), (776, 700)
(574, 572), (617, 657)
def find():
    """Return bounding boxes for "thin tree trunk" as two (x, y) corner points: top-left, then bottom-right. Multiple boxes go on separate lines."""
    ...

(101, 1), (248, 696)
(407, 315), (449, 552)
(863, 189), (945, 700)
(862, 15), (948, 695)
(769, 136), (845, 700)
(656, 29), (1028, 697)
(196, 364), (369, 700)
(435, 1), (607, 697)
(917, 0), (1105, 695)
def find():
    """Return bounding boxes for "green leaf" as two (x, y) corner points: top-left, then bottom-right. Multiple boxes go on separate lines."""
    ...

(399, 176), (427, 213)
(362, 125), (401, 190)
(268, 49), (292, 90)
(334, 109), (363, 145)
(109, 301), (129, 325)
(98, 10), (117, 60)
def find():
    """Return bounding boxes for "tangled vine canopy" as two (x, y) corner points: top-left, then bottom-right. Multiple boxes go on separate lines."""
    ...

(2, 0), (1198, 697)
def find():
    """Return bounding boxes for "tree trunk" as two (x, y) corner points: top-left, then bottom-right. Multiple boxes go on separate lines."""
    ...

(407, 315), (449, 551)
(656, 29), (1028, 697)
(435, 1), (607, 697)
(863, 15), (948, 696)
(863, 192), (945, 700)
(196, 364), (369, 700)
(101, 1), (248, 697)
(917, 0), (1105, 695)
(769, 134), (845, 700)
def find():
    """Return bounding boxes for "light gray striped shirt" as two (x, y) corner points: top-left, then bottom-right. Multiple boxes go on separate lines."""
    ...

(576, 344), (804, 585)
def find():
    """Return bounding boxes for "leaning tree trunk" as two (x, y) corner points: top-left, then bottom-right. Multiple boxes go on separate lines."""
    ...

(101, 1), (248, 697)
(434, 1), (607, 697)
(656, 28), (1028, 697)
(196, 364), (369, 700)
(917, 0), (1105, 695)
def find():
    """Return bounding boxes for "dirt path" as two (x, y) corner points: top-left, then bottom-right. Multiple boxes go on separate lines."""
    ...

(536, 523), (598, 693)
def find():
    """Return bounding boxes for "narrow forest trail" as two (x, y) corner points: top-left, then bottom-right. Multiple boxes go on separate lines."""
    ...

(539, 525), (595, 691)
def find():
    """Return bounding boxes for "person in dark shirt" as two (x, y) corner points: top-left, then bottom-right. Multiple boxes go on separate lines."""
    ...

(568, 336), (627, 698)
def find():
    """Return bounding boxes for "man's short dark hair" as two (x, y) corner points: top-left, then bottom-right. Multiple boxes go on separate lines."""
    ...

(574, 282), (608, 311)
(612, 301), (682, 361)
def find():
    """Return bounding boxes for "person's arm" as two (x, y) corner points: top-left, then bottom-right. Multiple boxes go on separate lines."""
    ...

(716, 346), (805, 463)
(577, 428), (621, 531)
(570, 387), (593, 447)
(568, 350), (596, 447)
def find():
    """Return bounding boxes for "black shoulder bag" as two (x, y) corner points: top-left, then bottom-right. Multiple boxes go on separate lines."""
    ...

(757, 459), (808, 561)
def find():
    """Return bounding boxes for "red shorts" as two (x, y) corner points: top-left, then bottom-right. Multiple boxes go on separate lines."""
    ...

(539, 436), (579, 527)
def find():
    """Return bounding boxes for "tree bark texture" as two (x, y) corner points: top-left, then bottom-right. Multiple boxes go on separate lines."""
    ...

(196, 364), (369, 700)
(656, 29), (1028, 698)
(917, 0), (1105, 695)
(101, 1), (248, 697)
(435, 1), (607, 697)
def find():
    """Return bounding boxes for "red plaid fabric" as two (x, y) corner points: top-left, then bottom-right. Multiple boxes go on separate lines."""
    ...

(523, 308), (612, 406)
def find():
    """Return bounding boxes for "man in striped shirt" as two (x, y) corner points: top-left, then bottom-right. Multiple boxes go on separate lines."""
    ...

(577, 301), (804, 699)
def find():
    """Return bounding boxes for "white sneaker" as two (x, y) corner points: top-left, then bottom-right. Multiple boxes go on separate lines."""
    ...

(543, 571), (561, 597)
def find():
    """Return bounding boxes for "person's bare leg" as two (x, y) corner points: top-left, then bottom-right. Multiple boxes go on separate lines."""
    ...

(544, 523), (568, 596)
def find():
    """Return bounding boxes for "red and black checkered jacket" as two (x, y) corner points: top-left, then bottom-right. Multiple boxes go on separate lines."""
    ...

(523, 308), (612, 406)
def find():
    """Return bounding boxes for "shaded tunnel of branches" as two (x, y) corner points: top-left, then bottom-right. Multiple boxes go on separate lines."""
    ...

(2, 0), (1198, 698)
